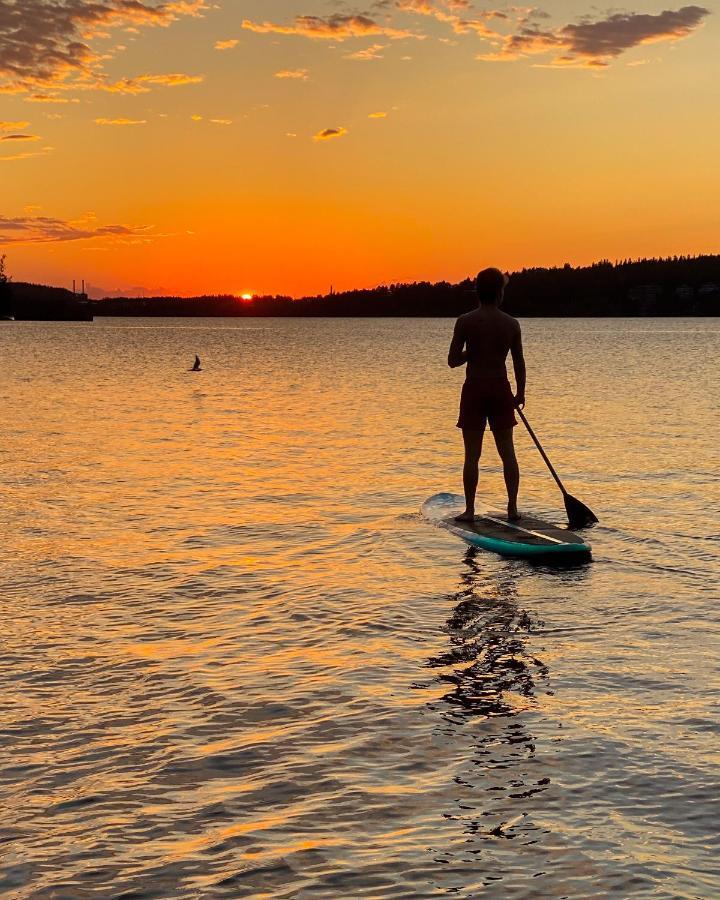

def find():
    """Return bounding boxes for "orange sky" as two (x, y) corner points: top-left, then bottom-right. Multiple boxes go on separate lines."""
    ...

(1, 1), (717, 298)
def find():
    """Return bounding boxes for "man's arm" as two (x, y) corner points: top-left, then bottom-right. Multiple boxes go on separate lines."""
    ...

(448, 318), (467, 368)
(510, 324), (526, 407)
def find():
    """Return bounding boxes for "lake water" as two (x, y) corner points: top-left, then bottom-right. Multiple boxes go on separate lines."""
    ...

(1, 317), (719, 898)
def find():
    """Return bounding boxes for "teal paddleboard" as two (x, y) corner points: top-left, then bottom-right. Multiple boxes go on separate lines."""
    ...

(423, 493), (592, 561)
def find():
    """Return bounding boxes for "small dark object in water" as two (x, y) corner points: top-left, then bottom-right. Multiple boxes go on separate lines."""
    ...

(191, 355), (202, 372)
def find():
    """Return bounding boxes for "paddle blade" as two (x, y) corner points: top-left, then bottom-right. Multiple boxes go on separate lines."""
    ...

(564, 493), (599, 529)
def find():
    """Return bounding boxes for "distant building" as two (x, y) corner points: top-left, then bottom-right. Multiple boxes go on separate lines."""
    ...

(698, 282), (719, 296)
(674, 284), (694, 302)
(628, 283), (662, 315)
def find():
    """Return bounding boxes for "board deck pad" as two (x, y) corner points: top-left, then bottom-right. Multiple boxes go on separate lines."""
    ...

(422, 493), (592, 560)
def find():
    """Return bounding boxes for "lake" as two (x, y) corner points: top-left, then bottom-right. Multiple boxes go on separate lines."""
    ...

(1, 317), (719, 898)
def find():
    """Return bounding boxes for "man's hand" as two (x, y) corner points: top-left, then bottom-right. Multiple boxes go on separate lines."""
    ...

(514, 393), (525, 410)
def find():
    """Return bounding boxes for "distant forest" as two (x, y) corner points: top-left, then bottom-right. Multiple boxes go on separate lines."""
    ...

(2, 255), (719, 320)
(97, 255), (720, 318)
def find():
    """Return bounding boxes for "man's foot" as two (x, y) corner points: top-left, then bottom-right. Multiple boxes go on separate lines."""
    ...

(455, 510), (476, 523)
(507, 507), (521, 522)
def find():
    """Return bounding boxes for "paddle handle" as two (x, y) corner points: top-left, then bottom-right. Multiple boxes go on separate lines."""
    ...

(516, 407), (567, 496)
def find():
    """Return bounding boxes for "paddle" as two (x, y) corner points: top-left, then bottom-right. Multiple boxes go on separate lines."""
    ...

(516, 407), (598, 529)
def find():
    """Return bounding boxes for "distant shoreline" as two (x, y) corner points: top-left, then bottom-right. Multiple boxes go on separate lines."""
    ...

(5, 255), (719, 320)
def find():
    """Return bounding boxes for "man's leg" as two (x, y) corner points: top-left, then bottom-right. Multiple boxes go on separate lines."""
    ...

(492, 428), (520, 521)
(457, 428), (484, 522)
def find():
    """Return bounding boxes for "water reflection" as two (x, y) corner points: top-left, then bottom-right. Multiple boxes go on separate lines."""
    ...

(423, 550), (595, 894)
(428, 548), (548, 725)
(423, 549), (555, 891)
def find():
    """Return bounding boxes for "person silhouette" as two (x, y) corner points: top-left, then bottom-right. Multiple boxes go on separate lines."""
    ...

(448, 268), (526, 523)
(191, 355), (202, 372)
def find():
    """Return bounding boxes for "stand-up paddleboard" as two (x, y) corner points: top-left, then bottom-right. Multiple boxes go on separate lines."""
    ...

(423, 493), (592, 561)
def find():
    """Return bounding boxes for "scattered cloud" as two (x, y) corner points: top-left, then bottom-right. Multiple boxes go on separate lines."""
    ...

(26, 94), (79, 104)
(215, 39), (239, 50)
(477, 5), (711, 67)
(345, 43), (387, 60)
(0, 120), (30, 131)
(0, 0), (209, 96)
(275, 69), (310, 80)
(397, 0), (477, 27)
(368, 111), (388, 118)
(0, 214), (156, 244)
(243, 3), (710, 71)
(101, 73), (204, 94)
(209, 118), (232, 125)
(94, 118), (147, 126)
(242, 14), (421, 41)
(0, 146), (54, 163)
(314, 126), (348, 141)
(0, 134), (41, 141)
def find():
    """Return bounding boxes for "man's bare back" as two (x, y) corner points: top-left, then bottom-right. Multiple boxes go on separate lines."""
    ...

(449, 306), (522, 380)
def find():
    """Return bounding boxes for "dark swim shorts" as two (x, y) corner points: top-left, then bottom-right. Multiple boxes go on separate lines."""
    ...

(457, 377), (518, 432)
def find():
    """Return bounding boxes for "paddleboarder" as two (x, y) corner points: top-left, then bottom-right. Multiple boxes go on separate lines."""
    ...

(448, 268), (526, 523)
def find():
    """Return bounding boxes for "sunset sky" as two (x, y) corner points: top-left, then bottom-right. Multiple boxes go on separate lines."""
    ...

(1, 0), (717, 298)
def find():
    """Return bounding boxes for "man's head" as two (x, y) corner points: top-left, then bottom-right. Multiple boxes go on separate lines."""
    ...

(476, 267), (508, 306)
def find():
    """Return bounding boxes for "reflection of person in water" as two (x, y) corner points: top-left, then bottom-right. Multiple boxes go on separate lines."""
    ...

(421, 551), (591, 885)
(427, 549), (547, 722)
(422, 548), (552, 857)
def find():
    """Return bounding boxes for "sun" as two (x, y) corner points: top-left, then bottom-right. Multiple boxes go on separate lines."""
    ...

(240, 292), (254, 301)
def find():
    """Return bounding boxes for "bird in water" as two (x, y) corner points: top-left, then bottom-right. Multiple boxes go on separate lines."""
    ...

(191, 355), (202, 372)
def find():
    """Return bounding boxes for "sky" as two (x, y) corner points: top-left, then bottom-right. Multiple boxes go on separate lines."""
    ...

(0, 0), (718, 298)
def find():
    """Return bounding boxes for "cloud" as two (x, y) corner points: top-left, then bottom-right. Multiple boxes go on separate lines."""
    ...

(0, 214), (155, 243)
(564, 6), (709, 58)
(345, 43), (387, 60)
(26, 94), (79, 103)
(0, 133), (41, 141)
(275, 69), (310, 80)
(479, 5), (711, 67)
(397, 0), (473, 26)
(94, 118), (147, 126)
(313, 126), (348, 141)
(101, 73), (204, 94)
(0, 146), (53, 163)
(215, 39), (239, 50)
(368, 111), (388, 118)
(396, 0), (506, 37)
(85, 282), (170, 299)
(0, 120), (30, 131)
(242, 14), (421, 41)
(0, 0), (208, 95)
(209, 118), (232, 125)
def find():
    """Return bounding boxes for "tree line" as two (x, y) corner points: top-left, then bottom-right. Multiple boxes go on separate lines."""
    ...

(96, 255), (720, 318)
(2, 254), (719, 320)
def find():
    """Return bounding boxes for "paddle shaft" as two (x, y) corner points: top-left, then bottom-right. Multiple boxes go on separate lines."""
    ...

(516, 407), (567, 496)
